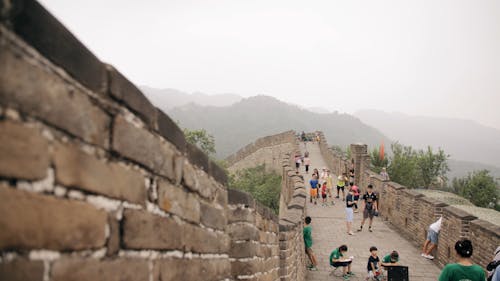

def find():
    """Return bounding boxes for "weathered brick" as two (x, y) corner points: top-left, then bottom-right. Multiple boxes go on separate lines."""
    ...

(106, 213), (120, 256)
(52, 258), (149, 281)
(107, 65), (156, 127)
(0, 38), (110, 147)
(122, 209), (182, 250)
(228, 189), (255, 208)
(0, 259), (44, 281)
(112, 116), (175, 179)
(229, 241), (259, 258)
(227, 223), (259, 241)
(157, 108), (186, 153)
(231, 259), (262, 277)
(209, 159), (228, 185)
(53, 142), (146, 205)
(156, 258), (230, 281)
(184, 224), (229, 254)
(228, 207), (255, 224)
(182, 161), (199, 193)
(200, 201), (226, 230)
(186, 142), (209, 172)
(157, 180), (200, 223)
(5, 0), (107, 93)
(0, 185), (107, 250)
(0, 121), (49, 180)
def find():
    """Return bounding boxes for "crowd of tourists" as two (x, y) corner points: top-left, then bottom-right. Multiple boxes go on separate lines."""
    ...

(298, 135), (498, 281)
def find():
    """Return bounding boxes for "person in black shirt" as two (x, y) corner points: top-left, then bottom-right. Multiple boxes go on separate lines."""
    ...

(357, 184), (378, 232)
(366, 246), (382, 280)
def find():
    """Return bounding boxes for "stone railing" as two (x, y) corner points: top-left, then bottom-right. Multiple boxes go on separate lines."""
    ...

(317, 131), (500, 270)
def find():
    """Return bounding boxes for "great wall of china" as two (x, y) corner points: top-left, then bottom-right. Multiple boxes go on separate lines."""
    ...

(0, 1), (498, 280)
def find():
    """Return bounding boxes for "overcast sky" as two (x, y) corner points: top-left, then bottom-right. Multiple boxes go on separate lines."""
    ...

(40, 0), (500, 129)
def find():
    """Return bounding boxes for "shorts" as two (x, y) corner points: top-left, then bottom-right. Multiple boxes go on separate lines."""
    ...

(310, 188), (318, 198)
(368, 270), (381, 278)
(305, 165), (309, 172)
(337, 185), (345, 192)
(295, 162), (300, 168)
(322, 193), (327, 199)
(363, 208), (375, 219)
(427, 229), (439, 244)
(346, 207), (354, 222)
(331, 260), (352, 268)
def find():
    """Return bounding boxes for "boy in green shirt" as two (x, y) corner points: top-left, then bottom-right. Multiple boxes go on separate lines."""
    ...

(330, 244), (354, 280)
(303, 216), (318, 271)
(381, 251), (399, 268)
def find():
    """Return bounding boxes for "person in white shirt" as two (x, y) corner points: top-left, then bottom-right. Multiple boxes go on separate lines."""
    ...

(421, 217), (442, 260)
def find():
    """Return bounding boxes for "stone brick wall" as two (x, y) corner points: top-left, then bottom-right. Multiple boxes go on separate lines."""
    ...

(317, 131), (500, 271)
(0, 3), (308, 280)
(226, 131), (296, 175)
(225, 132), (307, 281)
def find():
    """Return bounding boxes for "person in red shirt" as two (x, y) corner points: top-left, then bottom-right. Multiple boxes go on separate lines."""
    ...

(321, 182), (328, 206)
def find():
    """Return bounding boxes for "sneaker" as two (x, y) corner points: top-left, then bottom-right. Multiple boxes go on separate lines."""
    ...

(357, 227), (363, 232)
(309, 266), (318, 271)
(354, 210), (359, 213)
(347, 272), (355, 276)
(369, 227), (373, 232)
(336, 195), (340, 198)
(343, 274), (350, 280)
(421, 253), (426, 257)
(348, 231), (354, 235)
(425, 254), (435, 260)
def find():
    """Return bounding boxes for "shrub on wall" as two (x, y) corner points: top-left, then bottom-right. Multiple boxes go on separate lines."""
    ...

(229, 164), (281, 214)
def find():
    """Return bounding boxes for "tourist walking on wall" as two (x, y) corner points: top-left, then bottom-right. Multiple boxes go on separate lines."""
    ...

(345, 186), (355, 235)
(303, 216), (318, 271)
(337, 173), (348, 200)
(325, 169), (334, 200)
(357, 185), (378, 232)
(309, 175), (319, 204)
(380, 167), (390, 181)
(438, 239), (485, 281)
(421, 216), (442, 260)
(304, 155), (311, 174)
(350, 182), (360, 213)
(295, 154), (301, 173)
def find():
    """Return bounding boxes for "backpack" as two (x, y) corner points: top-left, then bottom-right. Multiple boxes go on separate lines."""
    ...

(487, 260), (500, 281)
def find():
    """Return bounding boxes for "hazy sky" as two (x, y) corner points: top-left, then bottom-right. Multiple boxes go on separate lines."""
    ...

(40, 0), (500, 129)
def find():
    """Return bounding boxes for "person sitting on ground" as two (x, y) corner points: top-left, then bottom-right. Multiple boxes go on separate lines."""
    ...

(421, 216), (442, 260)
(366, 246), (382, 281)
(357, 184), (378, 232)
(438, 239), (485, 281)
(330, 244), (355, 280)
(381, 251), (400, 268)
(303, 216), (318, 271)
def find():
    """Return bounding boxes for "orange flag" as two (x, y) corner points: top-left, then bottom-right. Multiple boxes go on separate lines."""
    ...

(379, 142), (385, 160)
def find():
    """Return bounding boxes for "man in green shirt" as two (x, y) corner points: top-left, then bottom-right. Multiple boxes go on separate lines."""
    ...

(303, 216), (318, 271)
(330, 244), (354, 280)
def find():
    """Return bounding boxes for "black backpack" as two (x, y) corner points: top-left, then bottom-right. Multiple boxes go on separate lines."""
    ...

(487, 260), (500, 281)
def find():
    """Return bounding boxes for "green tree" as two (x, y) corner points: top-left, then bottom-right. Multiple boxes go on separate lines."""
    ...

(183, 128), (216, 157)
(417, 146), (449, 188)
(229, 165), (281, 214)
(370, 147), (388, 174)
(452, 170), (498, 208)
(387, 143), (449, 189)
(387, 142), (420, 188)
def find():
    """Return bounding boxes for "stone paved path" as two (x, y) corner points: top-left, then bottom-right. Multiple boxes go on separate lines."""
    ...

(301, 142), (441, 281)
